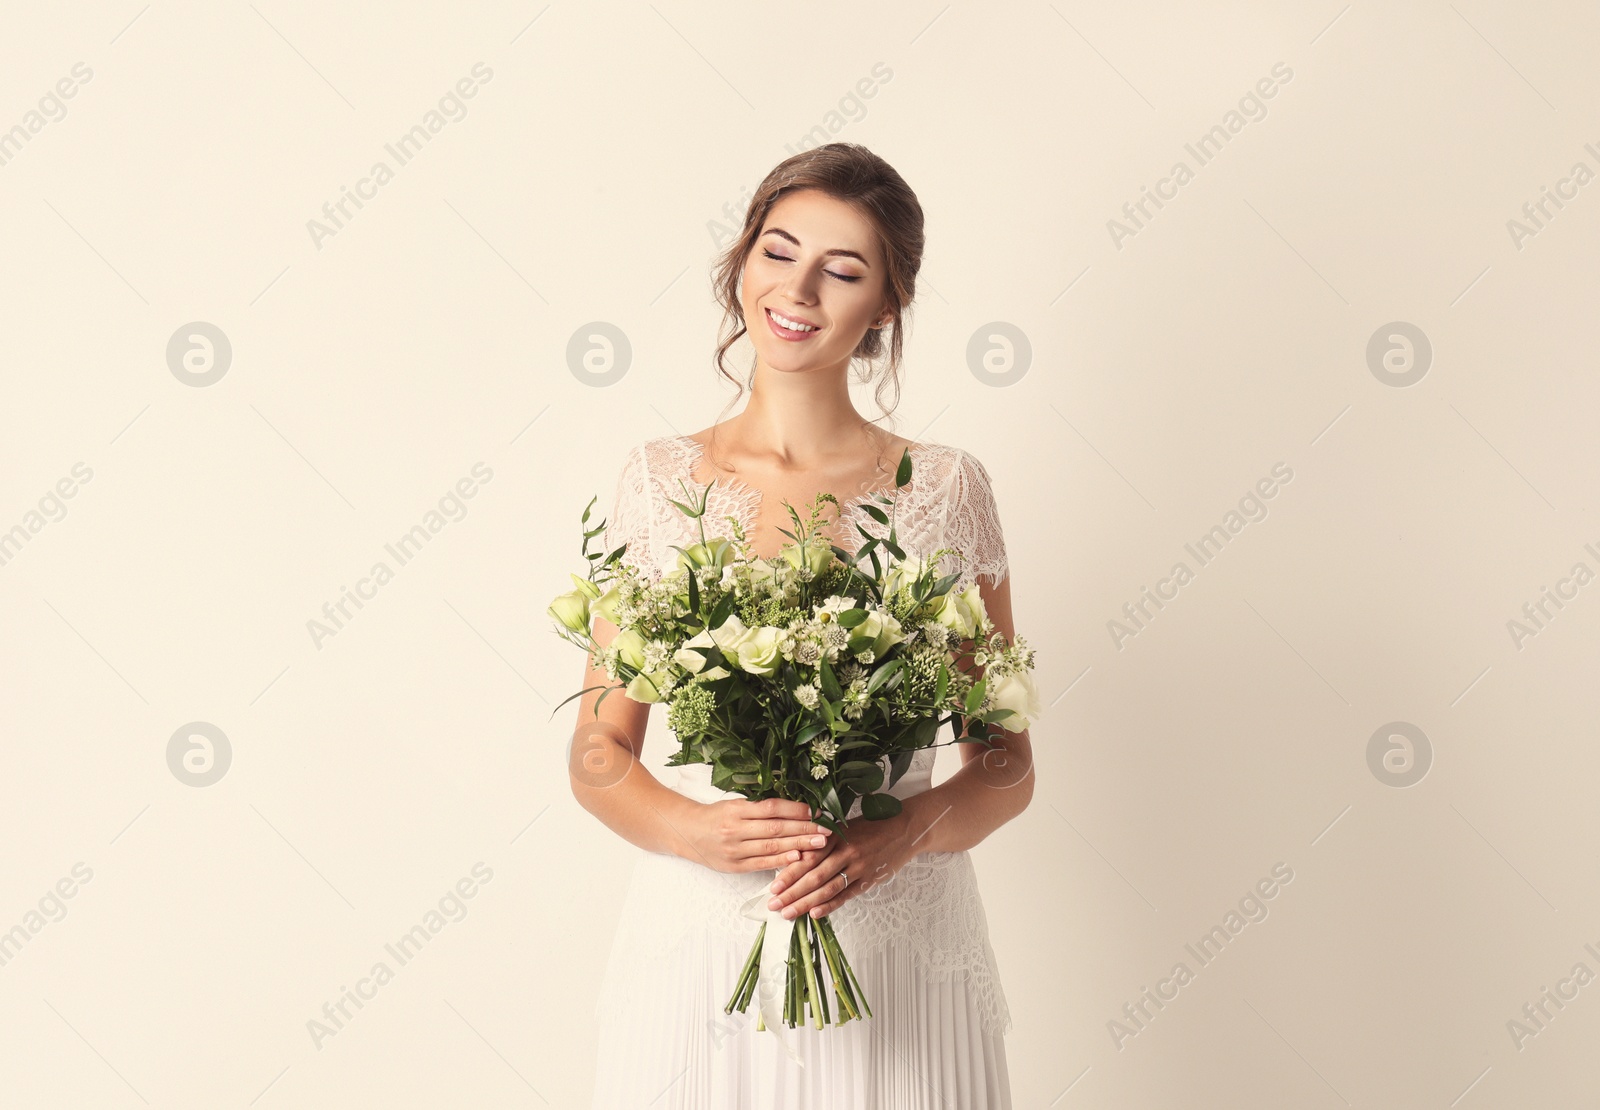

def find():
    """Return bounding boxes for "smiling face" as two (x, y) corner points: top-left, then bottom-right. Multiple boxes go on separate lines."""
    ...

(739, 188), (892, 375)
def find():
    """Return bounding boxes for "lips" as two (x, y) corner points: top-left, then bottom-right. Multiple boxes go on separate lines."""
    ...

(765, 307), (822, 341)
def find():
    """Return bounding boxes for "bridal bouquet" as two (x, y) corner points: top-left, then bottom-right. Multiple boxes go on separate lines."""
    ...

(548, 448), (1040, 1034)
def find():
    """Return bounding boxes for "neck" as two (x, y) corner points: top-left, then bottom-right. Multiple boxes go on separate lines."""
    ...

(731, 359), (875, 462)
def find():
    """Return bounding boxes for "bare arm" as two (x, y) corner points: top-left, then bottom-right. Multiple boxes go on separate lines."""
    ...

(567, 611), (836, 868)
(898, 571), (1035, 855)
(566, 612), (704, 859)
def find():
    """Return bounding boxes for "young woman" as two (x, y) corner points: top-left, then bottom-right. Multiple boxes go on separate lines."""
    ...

(573, 142), (1034, 1108)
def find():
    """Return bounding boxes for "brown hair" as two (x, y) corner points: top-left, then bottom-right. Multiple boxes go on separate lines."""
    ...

(709, 142), (925, 426)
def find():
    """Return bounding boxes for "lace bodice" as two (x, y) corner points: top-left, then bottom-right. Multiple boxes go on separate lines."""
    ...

(596, 432), (1016, 1037)
(603, 434), (1010, 592)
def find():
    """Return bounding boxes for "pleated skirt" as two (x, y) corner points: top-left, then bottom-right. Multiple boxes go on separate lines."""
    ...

(589, 847), (1013, 1109)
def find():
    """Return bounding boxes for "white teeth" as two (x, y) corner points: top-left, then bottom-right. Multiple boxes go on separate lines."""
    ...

(770, 309), (817, 332)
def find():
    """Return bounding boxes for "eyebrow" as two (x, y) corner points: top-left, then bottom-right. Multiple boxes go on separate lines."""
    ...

(760, 227), (871, 267)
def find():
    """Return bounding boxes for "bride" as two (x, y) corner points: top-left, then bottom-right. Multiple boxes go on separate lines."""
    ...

(572, 141), (1035, 1108)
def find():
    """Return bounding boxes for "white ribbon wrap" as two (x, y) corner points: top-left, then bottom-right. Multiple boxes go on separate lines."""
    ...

(738, 877), (807, 1066)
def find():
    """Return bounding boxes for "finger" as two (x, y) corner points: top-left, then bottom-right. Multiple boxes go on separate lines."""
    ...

(771, 852), (846, 908)
(760, 797), (816, 822)
(771, 843), (836, 892)
(770, 852), (816, 891)
(734, 833), (831, 861)
(754, 818), (834, 840)
(779, 869), (850, 919)
(743, 852), (804, 872)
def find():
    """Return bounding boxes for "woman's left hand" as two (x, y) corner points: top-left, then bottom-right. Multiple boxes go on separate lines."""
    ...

(764, 807), (918, 920)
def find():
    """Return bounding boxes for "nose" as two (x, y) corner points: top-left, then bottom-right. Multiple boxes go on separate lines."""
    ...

(777, 265), (820, 304)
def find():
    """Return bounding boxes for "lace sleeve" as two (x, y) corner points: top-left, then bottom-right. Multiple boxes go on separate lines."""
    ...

(948, 449), (1009, 589)
(602, 443), (653, 576)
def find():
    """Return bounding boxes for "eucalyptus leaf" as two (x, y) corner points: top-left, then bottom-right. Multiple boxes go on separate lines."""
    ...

(965, 678), (988, 717)
(819, 656), (842, 700)
(865, 658), (903, 695)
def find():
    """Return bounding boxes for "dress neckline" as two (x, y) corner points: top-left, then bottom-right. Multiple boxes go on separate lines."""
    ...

(671, 432), (931, 511)
(668, 434), (933, 555)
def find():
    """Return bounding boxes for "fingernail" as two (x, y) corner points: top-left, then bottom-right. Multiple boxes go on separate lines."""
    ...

(769, 880), (780, 892)
(782, 907), (797, 918)
(810, 836), (826, 847)
(768, 897), (781, 910)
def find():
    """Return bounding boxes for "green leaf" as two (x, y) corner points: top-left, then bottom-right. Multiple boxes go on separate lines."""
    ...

(687, 563), (700, 614)
(836, 760), (884, 793)
(819, 656), (842, 701)
(860, 503), (888, 525)
(887, 748), (915, 787)
(861, 792), (903, 820)
(965, 678), (988, 717)
(894, 448), (913, 488)
(934, 663), (948, 706)
(548, 682), (610, 716)
(716, 748), (760, 773)
(865, 658), (903, 696)
(836, 608), (868, 628)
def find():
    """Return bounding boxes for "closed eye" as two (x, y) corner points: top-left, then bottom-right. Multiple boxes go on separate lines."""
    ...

(763, 249), (862, 282)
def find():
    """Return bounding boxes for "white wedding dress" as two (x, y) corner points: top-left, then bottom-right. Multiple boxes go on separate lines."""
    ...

(588, 434), (1015, 1109)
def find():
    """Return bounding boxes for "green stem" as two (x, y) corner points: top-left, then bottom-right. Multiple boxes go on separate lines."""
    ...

(725, 923), (766, 1015)
(799, 915), (824, 1029)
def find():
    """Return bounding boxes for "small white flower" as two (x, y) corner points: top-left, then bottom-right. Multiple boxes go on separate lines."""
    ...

(818, 595), (854, 617)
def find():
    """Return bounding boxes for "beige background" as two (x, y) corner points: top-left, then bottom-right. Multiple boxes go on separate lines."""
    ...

(2, 1), (1597, 1106)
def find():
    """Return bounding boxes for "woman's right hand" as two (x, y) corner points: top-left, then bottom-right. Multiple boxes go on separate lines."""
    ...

(684, 796), (835, 874)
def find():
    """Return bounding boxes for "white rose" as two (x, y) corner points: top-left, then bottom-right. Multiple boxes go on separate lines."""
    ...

(625, 670), (667, 703)
(611, 628), (648, 671)
(779, 536), (832, 577)
(547, 590), (590, 634)
(707, 614), (753, 655)
(591, 585), (623, 626)
(675, 536), (734, 572)
(987, 671), (1042, 732)
(854, 609), (905, 657)
(673, 627), (718, 673)
(928, 584), (986, 640)
(882, 555), (934, 599)
(733, 625), (784, 676)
